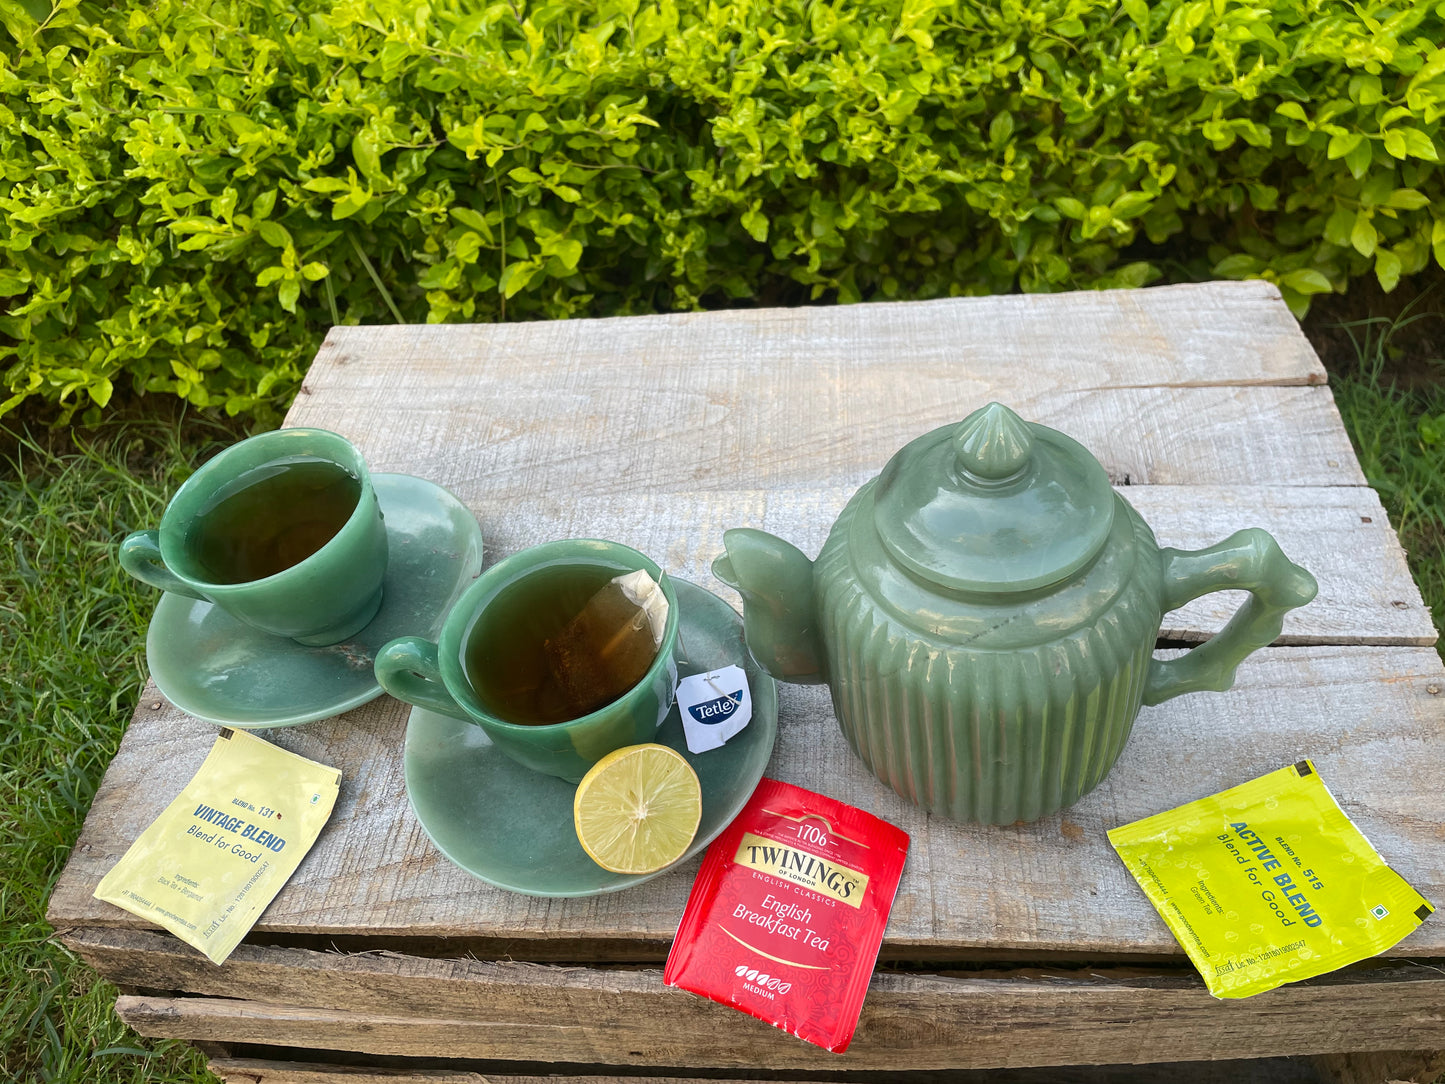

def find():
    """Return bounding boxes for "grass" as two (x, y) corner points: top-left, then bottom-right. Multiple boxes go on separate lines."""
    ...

(1326, 306), (1445, 653)
(1, 412), (249, 1083)
(0, 303), (1441, 1083)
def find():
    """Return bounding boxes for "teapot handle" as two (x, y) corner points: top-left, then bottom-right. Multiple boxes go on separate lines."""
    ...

(1144, 529), (1318, 706)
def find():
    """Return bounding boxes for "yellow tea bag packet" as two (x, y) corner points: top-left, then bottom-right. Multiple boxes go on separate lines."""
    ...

(1108, 760), (1432, 999)
(94, 728), (340, 964)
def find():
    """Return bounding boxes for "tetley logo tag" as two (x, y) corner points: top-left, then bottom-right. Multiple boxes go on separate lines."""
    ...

(688, 690), (743, 725)
(677, 664), (752, 754)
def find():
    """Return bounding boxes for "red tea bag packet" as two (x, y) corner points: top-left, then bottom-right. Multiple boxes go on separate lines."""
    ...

(664, 778), (909, 1052)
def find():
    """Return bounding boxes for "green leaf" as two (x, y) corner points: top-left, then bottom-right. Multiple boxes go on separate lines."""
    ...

(1323, 206), (1355, 247)
(1054, 197), (1087, 220)
(0, 271), (30, 296)
(1327, 132), (1362, 159)
(300, 262), (329, 281)
(1351, 214), (1378, 257)
(1122, 0), (1149, 27)
(1386, 189), (1431, 210)
(1213, 254), (1261, 277)
(1402, 128), (1440, 161)
(989, 110), (1014, 147)
(255, 266), (286, 287)
(256, 221), (292, 249)
(1345, 138), (1373, 179)
(1280, 269), (1332, 295)
(303, 177), (352, 194)
(499, 260), (539, 299)
(278, 277), (300, 313)
(1384, 129), (1408, 159)
(1111, 191), (1152, 219)
(1375, 248), (1402, 291)
(1349, 74), (1383, 105)
(551, 238), (583, 271)
(741, 207), (769, 242)
(333, 187), (370, 220)
(352, 130), (384, 185)
(252, 189), (278, 220)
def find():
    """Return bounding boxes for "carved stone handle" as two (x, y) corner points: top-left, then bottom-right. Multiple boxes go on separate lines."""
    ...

(1144, 528), (1319, 706)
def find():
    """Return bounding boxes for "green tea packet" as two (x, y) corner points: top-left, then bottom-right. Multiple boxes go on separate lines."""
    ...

(1108, 760), (1432, 999)
(94, 728), (340, 964)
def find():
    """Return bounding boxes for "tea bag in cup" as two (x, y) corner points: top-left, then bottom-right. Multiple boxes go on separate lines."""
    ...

(545, 569), (669, 716)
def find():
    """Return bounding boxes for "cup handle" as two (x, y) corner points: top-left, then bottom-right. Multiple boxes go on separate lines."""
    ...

(118, 530), (205, 600)
(1143, 528), (1319, 707)
(375, 636), (469, 719)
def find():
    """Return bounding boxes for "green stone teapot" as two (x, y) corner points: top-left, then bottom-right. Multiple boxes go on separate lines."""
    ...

(713, 403), (1318, 825)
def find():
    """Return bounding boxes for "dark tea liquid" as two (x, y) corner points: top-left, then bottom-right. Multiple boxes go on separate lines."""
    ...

(186, 456), (360, 584)
(463, 563), (647, 726)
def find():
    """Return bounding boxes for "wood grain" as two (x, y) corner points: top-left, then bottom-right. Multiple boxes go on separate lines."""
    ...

(113, 960), (1445, 1069)
(292, 380), (1361, 495)
(286, 286), (1351, 495)
(49, 646), (1445, 957)
(202, 1055), (1329, 1084)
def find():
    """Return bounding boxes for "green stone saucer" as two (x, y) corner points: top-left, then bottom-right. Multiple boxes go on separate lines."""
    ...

(146, 474), (484, 728)
(404, 578), (778, 897)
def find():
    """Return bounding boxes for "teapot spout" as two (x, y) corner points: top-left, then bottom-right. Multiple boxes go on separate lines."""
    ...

(712, 528), (828, 685)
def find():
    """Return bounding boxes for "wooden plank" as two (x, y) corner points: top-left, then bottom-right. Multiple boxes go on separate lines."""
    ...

(1127, 486), (1434, 646)
(50, 645), (1445, 958)
(206, 1054), (1329, 1084)
(298, 283), (1326, 408)
(112, 961), (1445, 1069)
(209, 1062), (494, 1084)
(286, 287), (1351, 495)
(291, 381), (1360, 495)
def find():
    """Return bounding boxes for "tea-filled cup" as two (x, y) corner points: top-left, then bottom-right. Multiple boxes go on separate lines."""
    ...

(375, 539), (680, 783)
(119, 428), (388, 646)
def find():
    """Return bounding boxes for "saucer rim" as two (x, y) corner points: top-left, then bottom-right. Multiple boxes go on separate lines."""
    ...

(146, 472), (483, 729)
(402, 578), (779, 898)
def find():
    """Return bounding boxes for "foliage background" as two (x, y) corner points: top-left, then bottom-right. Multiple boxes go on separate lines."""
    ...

(3, 0), (1444, 421)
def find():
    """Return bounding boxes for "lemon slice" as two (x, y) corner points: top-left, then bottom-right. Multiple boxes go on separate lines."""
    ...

(573, 743), (702, 874)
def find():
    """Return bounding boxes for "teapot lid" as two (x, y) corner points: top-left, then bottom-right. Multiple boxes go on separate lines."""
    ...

(872, 402), (1114, 594)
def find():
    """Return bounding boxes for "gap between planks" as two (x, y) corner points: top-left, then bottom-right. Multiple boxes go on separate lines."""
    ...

(201, 1053), (1340, 1084)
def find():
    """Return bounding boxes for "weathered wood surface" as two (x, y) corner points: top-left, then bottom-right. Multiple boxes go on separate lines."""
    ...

(113, 961), (1445, 1070)
(295, 359), (1360, 495)
(204, 1057), (1330, 1084)
(49, 645), (1445, 956)
(287, 285), (1349, 496)
(65, 926), (1445, 1068)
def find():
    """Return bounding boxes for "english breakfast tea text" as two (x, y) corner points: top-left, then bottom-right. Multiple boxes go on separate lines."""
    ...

(664, 778), (908, 1052)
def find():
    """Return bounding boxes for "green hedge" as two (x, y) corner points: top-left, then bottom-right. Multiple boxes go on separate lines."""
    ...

(2, 0), (1443, 421)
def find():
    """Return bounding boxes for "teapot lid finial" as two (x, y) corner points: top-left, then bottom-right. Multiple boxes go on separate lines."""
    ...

(871, 402), (1115, 594)
(952, 402), (1034, 480)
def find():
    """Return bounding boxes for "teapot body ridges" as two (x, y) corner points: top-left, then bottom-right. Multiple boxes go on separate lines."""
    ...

(813, 481), (1165, 825)
(711, 402), (1319, 826)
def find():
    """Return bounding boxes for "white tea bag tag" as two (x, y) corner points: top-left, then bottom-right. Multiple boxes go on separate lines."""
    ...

(677, 665), (752, 754)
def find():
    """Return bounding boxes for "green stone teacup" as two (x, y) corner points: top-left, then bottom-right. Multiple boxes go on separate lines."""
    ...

(119, 428), (389, 646)
(375, 539), (680, 783)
